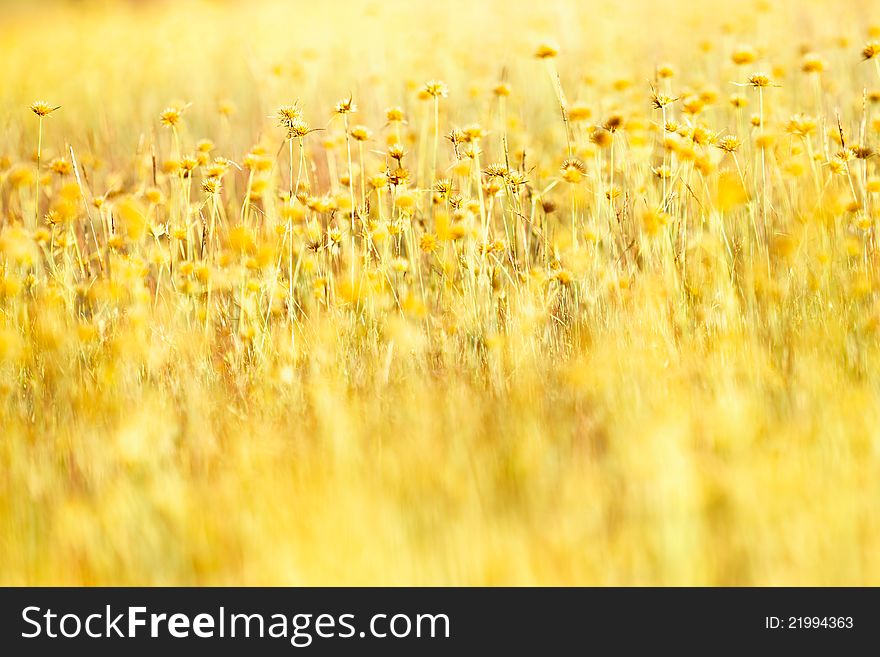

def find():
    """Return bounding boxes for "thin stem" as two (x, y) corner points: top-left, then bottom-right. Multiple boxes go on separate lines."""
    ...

(35, 117), (43, 228)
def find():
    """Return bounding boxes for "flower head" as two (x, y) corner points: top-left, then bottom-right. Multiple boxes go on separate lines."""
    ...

(275, 104), (303, 129)
(534, 43), (559, 59)
(334, 96), (357, 114)
(30, 101), (60, 117)
(747, 73), (773, 88)
(160, 106), (185, 128)
(423, 80), (448, 98)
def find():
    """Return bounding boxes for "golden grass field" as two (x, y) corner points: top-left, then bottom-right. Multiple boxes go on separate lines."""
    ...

(2, 0), (880, 585)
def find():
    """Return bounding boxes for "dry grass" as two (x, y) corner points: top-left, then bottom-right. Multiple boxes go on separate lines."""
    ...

(1, 0), (880, 585)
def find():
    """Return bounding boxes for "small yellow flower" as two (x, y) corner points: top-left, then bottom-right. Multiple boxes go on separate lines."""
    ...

(534, 43), (559, 59)
(30, 101), (60, 117)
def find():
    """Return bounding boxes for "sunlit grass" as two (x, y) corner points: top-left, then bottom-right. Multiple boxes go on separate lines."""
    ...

(1, 0), (880, 585)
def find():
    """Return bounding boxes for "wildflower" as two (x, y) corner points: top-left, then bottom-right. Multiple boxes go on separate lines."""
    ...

(785, 114), (817, 137)
(159, 106), (185, 127)
(568, 101), (592, 121)
(656, 63), (677, 79)
(30, 101), (60, 117)
(419, 233), (439, 253)
(651, 92), (675, 110)
(387, 143), (406, 162)
(334, 96), (357, 114)
(423, 80), (448, 98)
(729, 93), (748, 108)
(462, 123), (484, 142)
(561, 158), (586, 183)
(681, 95), (704, 115)
(202, 178), (221, 195)
(863, 41), (880, 60)
(350, 125), (372, 141)
(433, 178), (453, 196)
(288, 119), (312, 139)
(801, 53), (827, 74)
(731, 45), (757, 66)
(747, 73), (772, 88)
(49, 157), (72, 176)
(715, 135), (741, 153)
(385, 106), (406, 122)
(483, 163), (509, 178)
(853, 145), (874, 160)
(534, 43), (559, 59)
(590, 127), (612, 147)
(603, 114), (624, 132)
(275, 104), (302, 129)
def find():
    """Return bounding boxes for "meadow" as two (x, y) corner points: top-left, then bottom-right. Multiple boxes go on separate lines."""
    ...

(1, 0), (880, 585)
